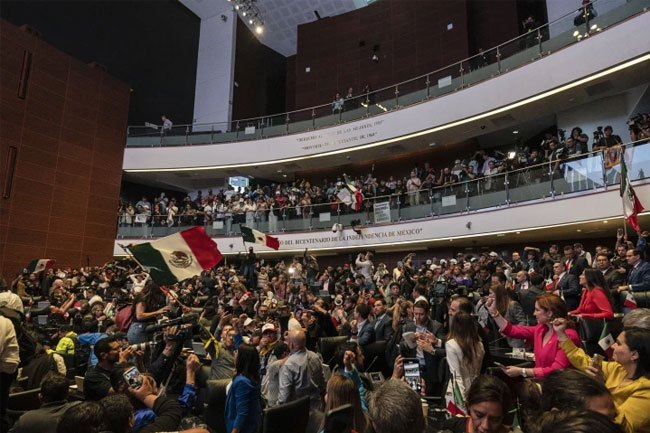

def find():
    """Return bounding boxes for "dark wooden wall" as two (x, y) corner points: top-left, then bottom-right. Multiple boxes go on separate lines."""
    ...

(0, 20), (130, 277)
(290, 0), (523, 111)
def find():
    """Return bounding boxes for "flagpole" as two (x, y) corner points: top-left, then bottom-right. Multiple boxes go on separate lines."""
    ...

(620, 147), (629, 239)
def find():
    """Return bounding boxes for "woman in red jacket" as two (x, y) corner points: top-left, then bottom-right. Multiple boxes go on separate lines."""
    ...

(570, 268), (614, 319)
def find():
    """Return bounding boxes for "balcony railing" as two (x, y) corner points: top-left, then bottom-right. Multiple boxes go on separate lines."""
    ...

(125, 0), (650, 148)
(117, 139), (650, 239)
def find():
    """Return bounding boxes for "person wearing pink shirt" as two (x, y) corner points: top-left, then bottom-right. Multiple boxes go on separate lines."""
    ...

(486, 293), (580, 378)
(570, 269), (615, 320)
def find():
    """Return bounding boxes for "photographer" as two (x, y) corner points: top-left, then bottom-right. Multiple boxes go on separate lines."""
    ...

(594, 126), (623, 151)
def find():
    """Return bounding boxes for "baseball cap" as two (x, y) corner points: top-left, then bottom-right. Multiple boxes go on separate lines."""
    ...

(489, 251), (499, 257)
(243, 317), (254, 327)
(262, 323), (276, 333)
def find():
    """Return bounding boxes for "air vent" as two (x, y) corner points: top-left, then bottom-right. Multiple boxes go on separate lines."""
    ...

(584, 81), (613, 97)
(490, 114), (516, 128)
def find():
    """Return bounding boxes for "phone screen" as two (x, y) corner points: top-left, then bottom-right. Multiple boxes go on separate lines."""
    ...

(403, 359), (421, 392)
(123, 367), (143, 389)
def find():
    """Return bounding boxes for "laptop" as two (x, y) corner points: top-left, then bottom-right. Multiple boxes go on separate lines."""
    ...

(192, 341), (207, 357)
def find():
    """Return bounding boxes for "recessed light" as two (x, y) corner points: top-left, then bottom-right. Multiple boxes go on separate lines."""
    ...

(516, 231), (520, 234)
(577, 229), (582, 232)
(603, 220), (609, 224)
(512, 130), (519, 134)
(282, 174), (287, 177)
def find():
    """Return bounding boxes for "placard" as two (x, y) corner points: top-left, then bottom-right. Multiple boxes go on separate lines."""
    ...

(373, 201), (391, 224)
(319, 212), (331, 222)
(135, 214), (148, 223)
(438, 75), (452, 88)
(245, 126), (256, 135)
(213, 220), (224, 229)
(442, 195), (457, 207)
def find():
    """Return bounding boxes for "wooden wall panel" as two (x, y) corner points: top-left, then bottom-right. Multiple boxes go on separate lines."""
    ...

(0, 19), (130, 278)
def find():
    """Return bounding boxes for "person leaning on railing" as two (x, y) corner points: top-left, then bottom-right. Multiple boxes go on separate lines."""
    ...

(553, 318), (650, 433)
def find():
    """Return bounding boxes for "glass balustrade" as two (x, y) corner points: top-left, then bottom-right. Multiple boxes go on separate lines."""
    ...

(116, 140), (650, 239)
(125, 0), (650, 148)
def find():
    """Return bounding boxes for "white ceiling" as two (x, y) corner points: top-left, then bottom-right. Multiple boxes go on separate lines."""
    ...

(180, 0), (365, 56)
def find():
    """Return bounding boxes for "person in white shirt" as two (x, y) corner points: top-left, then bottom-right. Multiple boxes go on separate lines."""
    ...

(355, 252), (374, 280)
(406, 171), (422, 206)
(444, 311), (484, 414)
(129, 272), (150, 294)
(161, 114), (172, 134)
(0, 286), (24, 314)
(1, 315), (19, 431)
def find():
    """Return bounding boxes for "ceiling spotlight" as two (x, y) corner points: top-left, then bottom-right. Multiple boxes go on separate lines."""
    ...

(249, 19), (253, 24)
(242, 11), (247, 16)
(603, 220), (609, 224)
(235, 5), (239, 9)
(512, 130), (519, 134)
(573, 30), (579, 37)
(256, 25), (263, 34)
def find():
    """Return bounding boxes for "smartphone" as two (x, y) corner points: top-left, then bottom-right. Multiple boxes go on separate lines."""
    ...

(395, 344), (402, 356)
(591, 353), (604, 368)
(324, 404), (353, 433)
(403, 358), (421, 393)
(123, 366), (143, 389)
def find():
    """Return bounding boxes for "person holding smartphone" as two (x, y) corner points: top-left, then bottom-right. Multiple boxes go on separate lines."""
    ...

(553, 318), (650, 432)
(485, 293), (580, 378)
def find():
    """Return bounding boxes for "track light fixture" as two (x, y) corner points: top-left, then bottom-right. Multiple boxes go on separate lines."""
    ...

(231, 0), (265, 34)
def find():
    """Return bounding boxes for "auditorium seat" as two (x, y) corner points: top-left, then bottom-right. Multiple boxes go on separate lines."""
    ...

(262, 395), (310, 433)
(318, 336), (348, 367)
(8, 388), (41, 411)
(203, 379), (230, 433)
(360, 339), (389, 377)
(579, 317), (624, 357)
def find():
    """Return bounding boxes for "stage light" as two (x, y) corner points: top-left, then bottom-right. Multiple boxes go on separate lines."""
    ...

(256, 25), (263, 34)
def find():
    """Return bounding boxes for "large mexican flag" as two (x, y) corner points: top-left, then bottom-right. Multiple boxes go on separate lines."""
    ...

(127, 227), (223, 286)
(241, 226), (280, 250)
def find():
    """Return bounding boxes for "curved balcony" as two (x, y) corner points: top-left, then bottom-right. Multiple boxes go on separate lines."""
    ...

(117, 139), (650, 254)
(122, 1), (650, 174)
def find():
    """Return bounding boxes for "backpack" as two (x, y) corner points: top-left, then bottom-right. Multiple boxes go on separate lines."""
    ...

(115, 303), (134, 332)
(0, 306), (37, 367)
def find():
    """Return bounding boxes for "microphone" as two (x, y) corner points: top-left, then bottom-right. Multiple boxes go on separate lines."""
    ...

(364, 354), (379, 373)
(145, 313), (199, 333)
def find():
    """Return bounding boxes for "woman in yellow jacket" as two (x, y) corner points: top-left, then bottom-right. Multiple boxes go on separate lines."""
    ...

(553, 318), (650, 433)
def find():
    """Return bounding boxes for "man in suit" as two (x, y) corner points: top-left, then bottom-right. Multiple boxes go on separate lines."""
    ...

(595, 252), (626, 312)
(552, 260), (581, 311)
(372, 298), (393, 342)
(350, 303), (376, 347)
(617, 248), (650, 309)
(564, 245), (588, 277)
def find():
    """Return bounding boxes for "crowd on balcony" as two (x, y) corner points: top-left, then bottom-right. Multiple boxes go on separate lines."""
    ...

(3, 229), (650, 433)
(119, 116), (649, 230)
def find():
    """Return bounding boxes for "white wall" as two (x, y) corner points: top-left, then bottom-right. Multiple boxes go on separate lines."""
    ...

(546, 0), (626, 37)
(192, 8), (237, 131)
(556, 84), (648, 150)
(122, 11), (650, 171)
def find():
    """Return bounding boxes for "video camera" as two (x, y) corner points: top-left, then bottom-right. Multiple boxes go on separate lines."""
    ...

(144, 313), (199, 334)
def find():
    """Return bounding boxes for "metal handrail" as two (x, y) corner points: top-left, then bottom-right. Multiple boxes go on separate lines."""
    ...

(126, 0), (629, 137)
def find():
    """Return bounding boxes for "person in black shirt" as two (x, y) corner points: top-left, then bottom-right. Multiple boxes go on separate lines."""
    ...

(84, 336), (133, 401)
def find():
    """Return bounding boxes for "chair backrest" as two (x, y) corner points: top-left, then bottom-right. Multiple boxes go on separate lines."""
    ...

(360, 339), (388, 376)
(262, 395), (310, 433)
(579, 317), (623, 357)
(8, 388), (41, 411)
(318, 336), (348, 366)
(203, 379), (231, 433)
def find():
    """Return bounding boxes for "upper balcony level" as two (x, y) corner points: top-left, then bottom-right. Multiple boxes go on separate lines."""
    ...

(122, 0), (650, 180)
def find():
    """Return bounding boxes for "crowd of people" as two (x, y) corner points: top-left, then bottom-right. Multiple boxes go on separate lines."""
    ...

(2, 228), (650, 433)
(119, 116), (649, 232)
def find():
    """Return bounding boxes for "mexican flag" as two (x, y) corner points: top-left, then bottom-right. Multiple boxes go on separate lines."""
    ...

(27, 259), (55, 273)
(620, 151), (644, 231)
(343, 174), (364, 211)
(127, 227), (223, 286)
(445, 379), (466, 416)
(241, 226), (280, 250)
(598, 320), (615, 358)
(624, 292), (638, 310)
